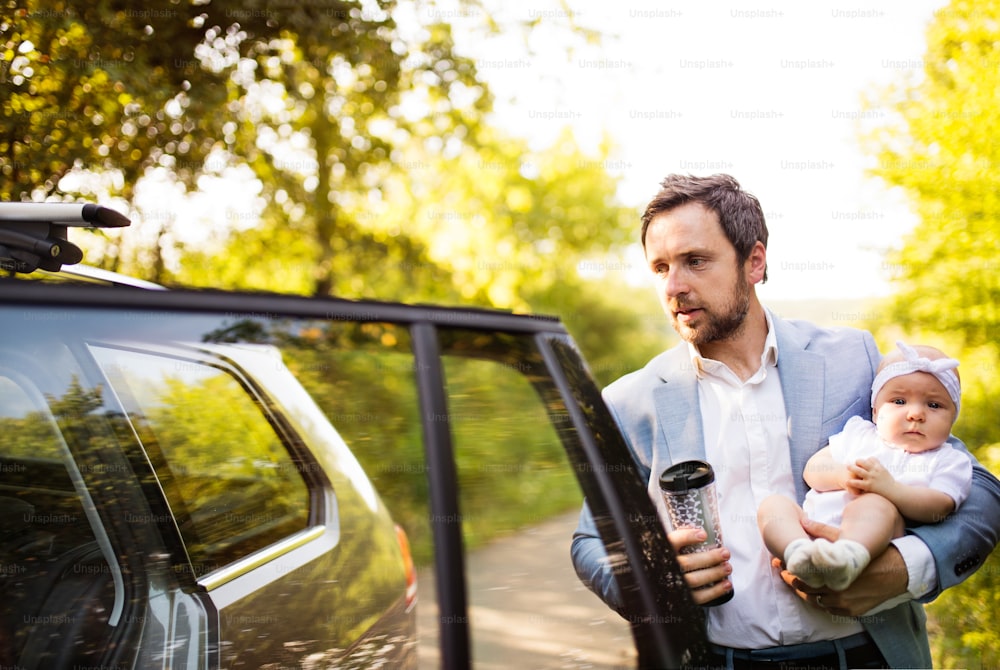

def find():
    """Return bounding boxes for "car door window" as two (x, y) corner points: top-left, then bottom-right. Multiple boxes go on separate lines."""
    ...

(88, 346), (310, 576)
(426, 330), (637, 669)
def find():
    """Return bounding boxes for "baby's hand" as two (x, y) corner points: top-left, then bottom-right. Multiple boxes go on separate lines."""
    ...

(847, 457), (894, 496)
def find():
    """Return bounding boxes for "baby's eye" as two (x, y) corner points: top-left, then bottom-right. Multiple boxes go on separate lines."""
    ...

(928, 401), (943, 409)
(892, 398), (906, 405)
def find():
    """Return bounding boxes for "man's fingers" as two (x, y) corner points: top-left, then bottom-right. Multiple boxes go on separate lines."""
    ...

(680, 547), (730, 576)
(666, 535), (732, 603)
(689, 577), (734, 606)
(772, 561), (849, 615)
(800, 516), (841, 542)
(676, 544), (726, 569)
(772, 557), (886, 617)
(683, 547), (733, 604)
(772, 559), (821, 596)
(667, 527), (708, 551)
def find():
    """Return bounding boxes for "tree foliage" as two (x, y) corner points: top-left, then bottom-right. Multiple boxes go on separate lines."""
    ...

(3, 0), (494, 289)
(199, 8), (492, 296)
(2, 1), (646, 338)
(176, 121), (661, 383)
(1, 0), (227, 200)
(862, 1), (1000, 666)
(863, 0), (1000, 347)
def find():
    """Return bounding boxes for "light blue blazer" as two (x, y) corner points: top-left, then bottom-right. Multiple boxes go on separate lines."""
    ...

(571, 312), (1000, 669)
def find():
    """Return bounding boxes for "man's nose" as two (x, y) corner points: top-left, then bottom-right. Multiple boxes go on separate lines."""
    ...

(664, 268), (689, 298)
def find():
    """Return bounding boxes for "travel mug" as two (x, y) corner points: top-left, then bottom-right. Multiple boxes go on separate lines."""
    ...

(659, 459), (734, 606)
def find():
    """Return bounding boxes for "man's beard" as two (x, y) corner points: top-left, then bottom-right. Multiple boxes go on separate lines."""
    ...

(672, 274), (752, 346)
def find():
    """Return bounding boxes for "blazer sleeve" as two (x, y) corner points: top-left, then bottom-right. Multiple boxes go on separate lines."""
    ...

(569, 363), (659, 617)
(570, 501), (626, 615)
(907, 440), (1000, 599)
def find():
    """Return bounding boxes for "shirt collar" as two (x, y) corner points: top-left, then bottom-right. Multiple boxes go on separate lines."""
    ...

(687, 308), (779, 380)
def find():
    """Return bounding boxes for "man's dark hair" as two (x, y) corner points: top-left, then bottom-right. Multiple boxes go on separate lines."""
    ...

(640, 173), (769, 282)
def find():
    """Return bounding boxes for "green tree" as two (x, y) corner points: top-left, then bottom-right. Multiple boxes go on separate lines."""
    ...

(383, 125), (666, 380)
(3, 1), (646, 341)
(862, 1), (1000, 666)
(190, 12), (491, 296)
(863, 0), (1000, 348)
(2, 0), (493, 288)
(381, 127), (634, 309)
(177, 124), (660, 379)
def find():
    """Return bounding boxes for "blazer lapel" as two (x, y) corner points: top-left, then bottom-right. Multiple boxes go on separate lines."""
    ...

(651, 348), (706, 465)
(774, 318), (826, 502)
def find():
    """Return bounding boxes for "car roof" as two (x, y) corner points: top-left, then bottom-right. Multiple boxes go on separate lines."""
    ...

(0, 201), (562, 329)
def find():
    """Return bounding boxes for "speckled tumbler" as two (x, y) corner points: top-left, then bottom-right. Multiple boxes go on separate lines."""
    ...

(659, 459), (734, 606)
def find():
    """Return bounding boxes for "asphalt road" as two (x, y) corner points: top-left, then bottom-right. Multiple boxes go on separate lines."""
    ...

(417, 510), (637, 669)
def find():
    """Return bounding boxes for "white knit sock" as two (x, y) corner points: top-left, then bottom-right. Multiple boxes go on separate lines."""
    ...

(784, 538), (826, 588)
(812, 539), (872, 591)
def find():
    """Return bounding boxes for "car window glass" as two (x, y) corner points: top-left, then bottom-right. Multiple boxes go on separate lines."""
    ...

(0, 371), (99, 550)
(190, 322), (422, 667)
(427, 332), (636, 669)
(258, 320), (635, 667)
(277, 322), (431, 563)
(88, 346), (310, 576)
(0, 370), (118, 667)
(0, 374), (64, 461)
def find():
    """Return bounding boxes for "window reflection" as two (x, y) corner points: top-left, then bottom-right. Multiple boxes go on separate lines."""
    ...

(89, 346), (310, 575)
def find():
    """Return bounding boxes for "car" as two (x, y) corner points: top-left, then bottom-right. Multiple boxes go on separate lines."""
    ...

(0, 203), (707, 669)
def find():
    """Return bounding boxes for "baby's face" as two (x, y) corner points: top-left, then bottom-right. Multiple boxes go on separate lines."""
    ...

(872, 371), (957, 453)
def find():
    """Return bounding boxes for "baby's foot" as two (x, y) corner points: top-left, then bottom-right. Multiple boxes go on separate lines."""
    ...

(811, 539), (871, 591)
(784, 538), (826, 588)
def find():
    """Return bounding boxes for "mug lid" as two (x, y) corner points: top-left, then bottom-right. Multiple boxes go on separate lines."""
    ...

(658, 459), (715, 492)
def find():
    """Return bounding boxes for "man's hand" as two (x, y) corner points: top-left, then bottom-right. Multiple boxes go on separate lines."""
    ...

(667, 527), (733, 605)
(773, 517), (909, 617)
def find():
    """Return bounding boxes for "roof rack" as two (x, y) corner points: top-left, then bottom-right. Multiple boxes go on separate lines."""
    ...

(0, 203), (130, 274)
(46, 264), (167, 290)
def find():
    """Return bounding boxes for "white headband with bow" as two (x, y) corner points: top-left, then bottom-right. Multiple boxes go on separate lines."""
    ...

(870, 341), (961, 414)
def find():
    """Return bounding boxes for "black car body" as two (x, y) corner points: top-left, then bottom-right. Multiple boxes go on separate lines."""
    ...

(0, 204), (706, 668)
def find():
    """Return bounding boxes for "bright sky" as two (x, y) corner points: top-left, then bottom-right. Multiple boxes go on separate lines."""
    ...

(442, 0), (949, 301)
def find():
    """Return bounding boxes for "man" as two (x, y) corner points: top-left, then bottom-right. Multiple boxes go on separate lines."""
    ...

(571, 174), (1000, 668)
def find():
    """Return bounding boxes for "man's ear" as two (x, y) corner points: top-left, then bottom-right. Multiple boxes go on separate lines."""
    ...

(746, 241), (767, 284)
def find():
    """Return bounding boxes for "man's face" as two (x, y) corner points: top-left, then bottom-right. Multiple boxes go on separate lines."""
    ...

(644, 201), (755, 346)
(872, 371), (957, 453)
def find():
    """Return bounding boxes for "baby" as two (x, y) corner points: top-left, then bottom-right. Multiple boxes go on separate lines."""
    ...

(757, 342), (973, 590)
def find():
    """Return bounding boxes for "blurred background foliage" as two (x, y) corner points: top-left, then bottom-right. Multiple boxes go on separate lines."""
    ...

(1, 0), (667, 378)
(862, 0), (1000, 665)
(2, 0), (999, 665)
